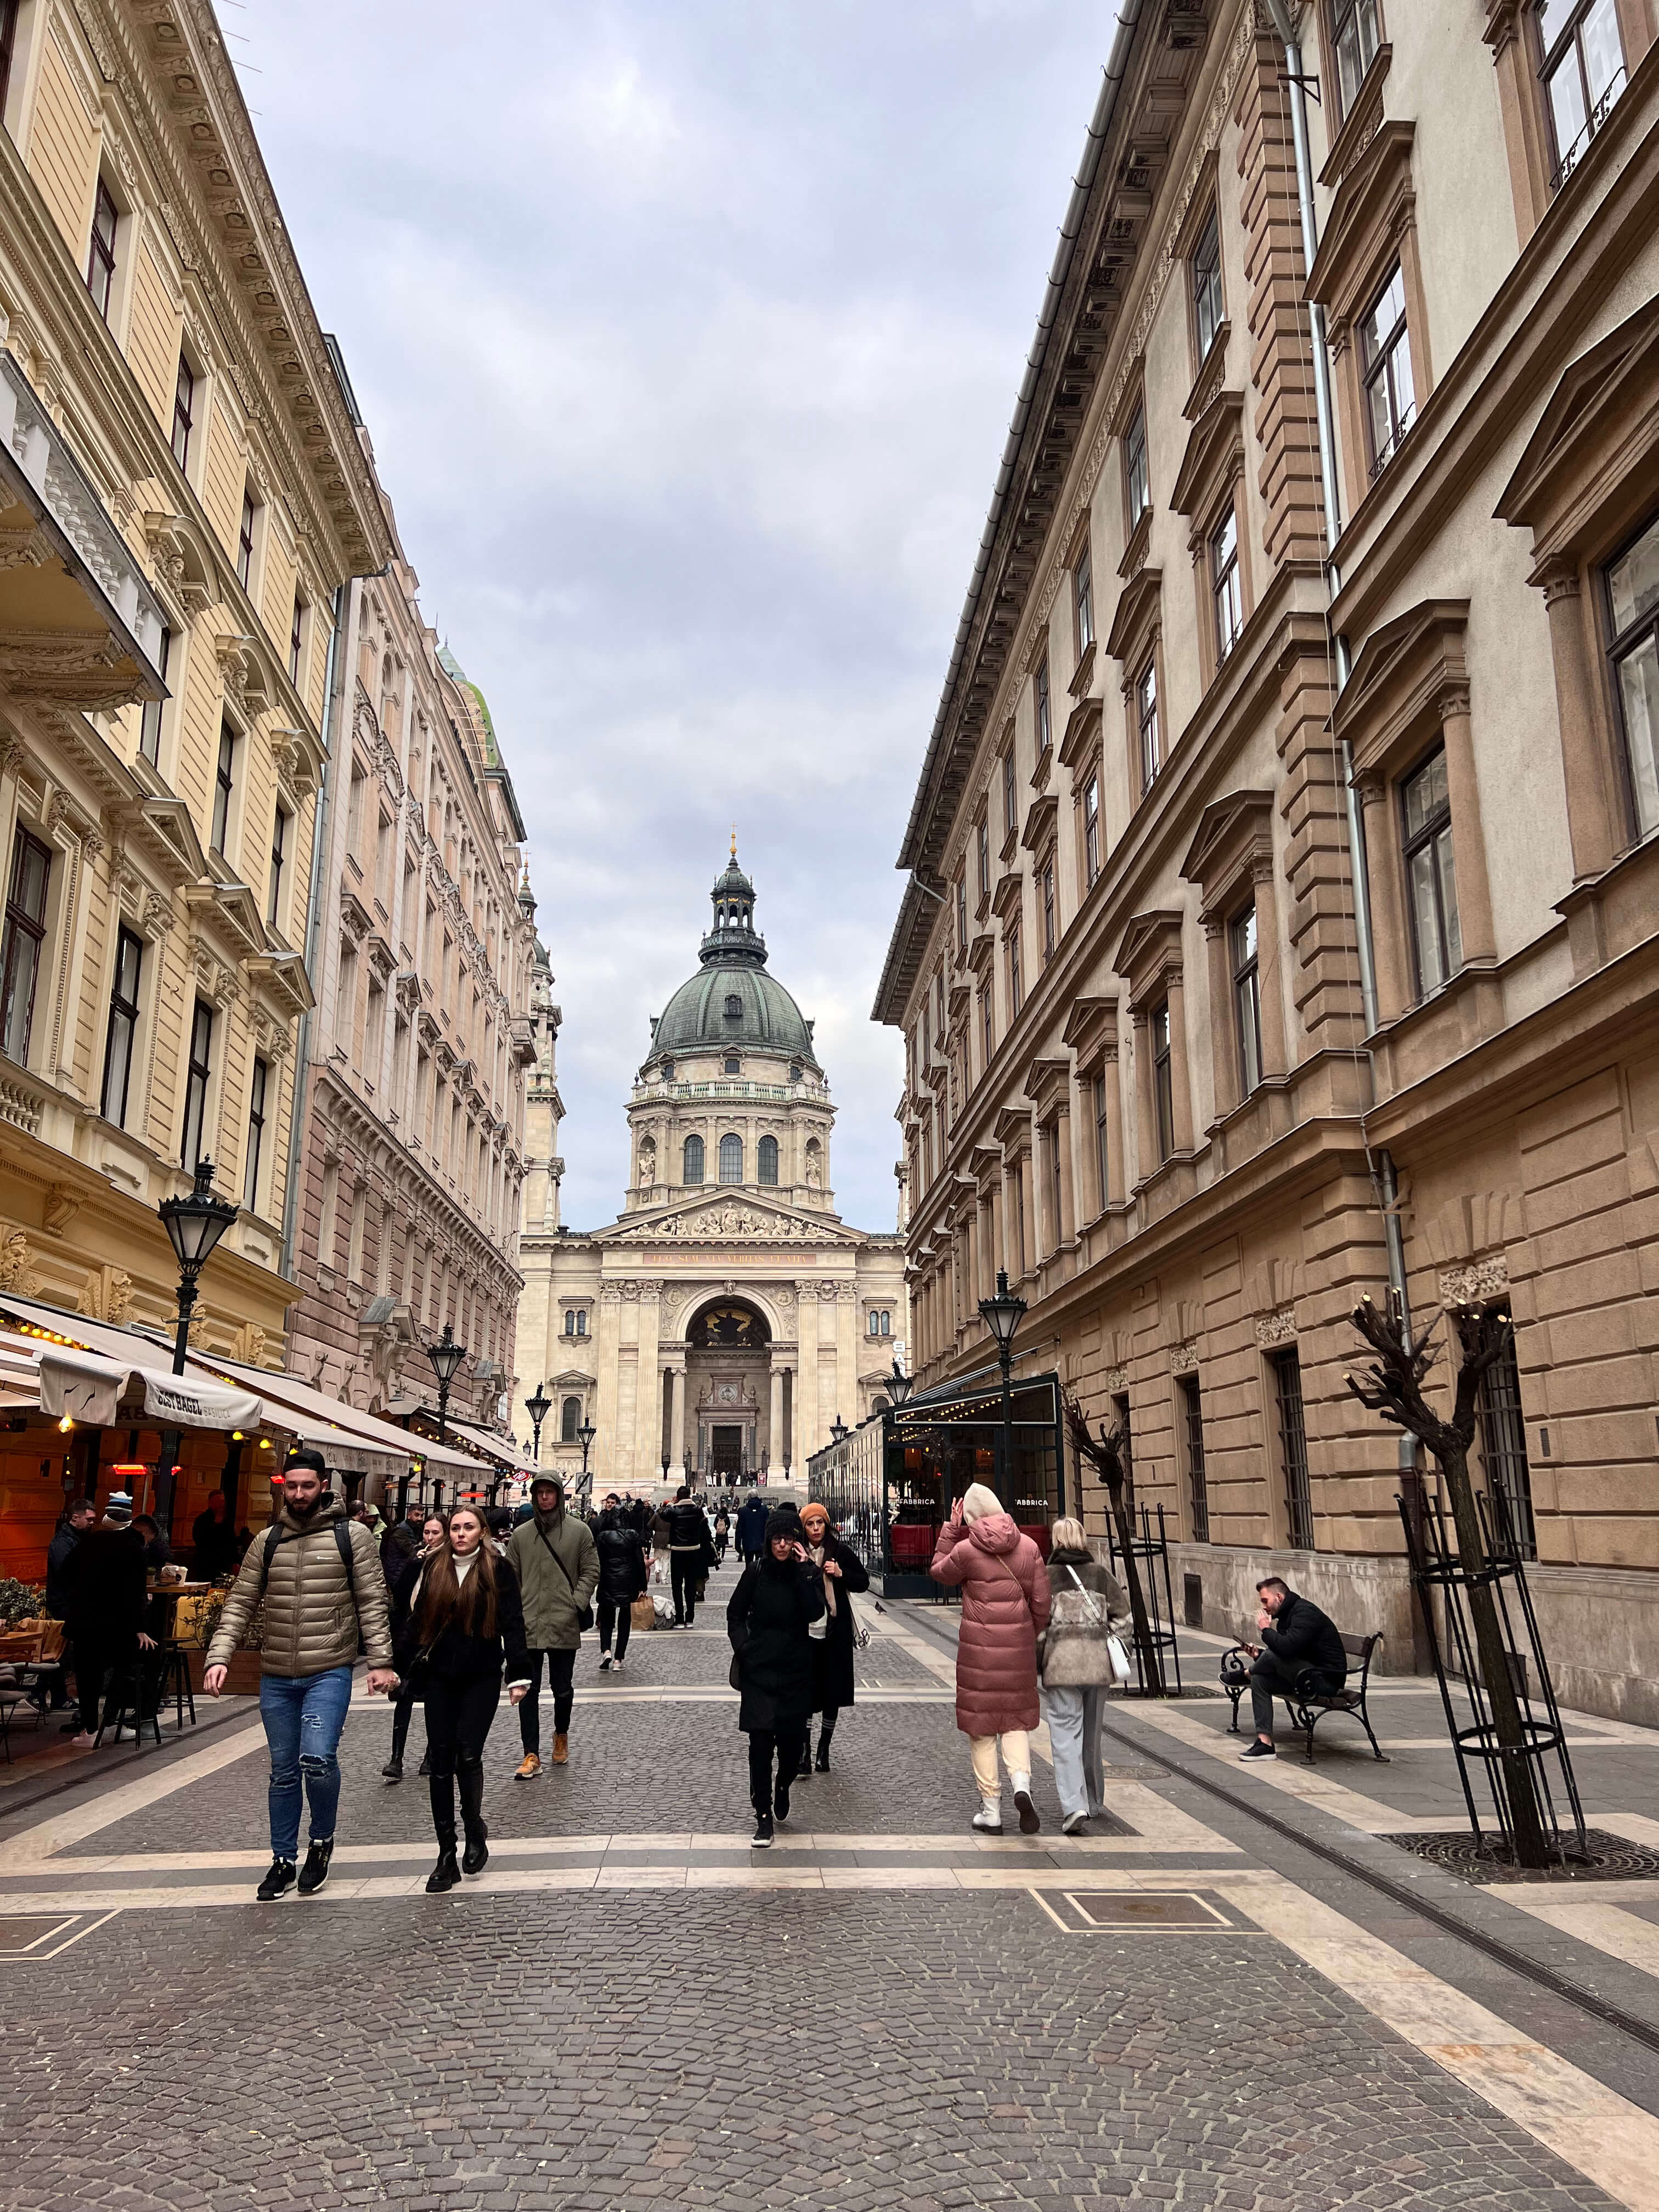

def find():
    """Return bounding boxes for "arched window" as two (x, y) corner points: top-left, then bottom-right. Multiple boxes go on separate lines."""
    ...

(758, 1135), (778, 1185)
(724, 993), (743, 1018)
(718, 1132), (743, 1184)
(683, 1134), (704, 1184)
(881, 1311), (891, 1336)
(560, 1395), (580, 1443)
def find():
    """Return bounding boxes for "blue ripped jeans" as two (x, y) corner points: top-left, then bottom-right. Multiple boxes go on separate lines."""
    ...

(259, 1664), (353, 1861)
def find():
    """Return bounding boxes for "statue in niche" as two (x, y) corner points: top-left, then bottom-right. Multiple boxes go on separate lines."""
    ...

(638, 1142), (656, 1194)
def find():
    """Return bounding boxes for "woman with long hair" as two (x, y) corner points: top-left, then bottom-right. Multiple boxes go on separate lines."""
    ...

(398, 1503), (530, 1891)
(795, 1500), (870, 1777)
(383, 1510), (447, 1782)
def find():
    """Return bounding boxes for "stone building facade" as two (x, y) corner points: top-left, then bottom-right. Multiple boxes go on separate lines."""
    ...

(284, 449), (538, 1426)
(0, 0), (386, 1363)
(520, 850), (906, 1492)
(877, 0), (1659, 1720)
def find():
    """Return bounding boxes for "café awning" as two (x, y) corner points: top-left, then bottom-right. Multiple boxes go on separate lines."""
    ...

(442, 1418), (539, 1476)
(0, 1327), (265, 1432)
(191, 1353), (479, 1477)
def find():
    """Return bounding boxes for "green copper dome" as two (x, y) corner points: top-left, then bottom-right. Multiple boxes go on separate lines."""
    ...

(644, 848), (818, 1070)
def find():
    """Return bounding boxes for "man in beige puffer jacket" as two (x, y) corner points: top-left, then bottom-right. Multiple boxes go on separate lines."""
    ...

(206, 1451), (394, 1901)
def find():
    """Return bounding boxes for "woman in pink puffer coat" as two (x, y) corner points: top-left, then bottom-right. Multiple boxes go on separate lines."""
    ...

(930, 1483), (1051, 1834)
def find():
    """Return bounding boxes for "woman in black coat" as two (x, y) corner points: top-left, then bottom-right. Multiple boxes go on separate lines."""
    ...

(726, 1509), (825, 1849)
(595, 1499), (648, 1671)
(396, 1504), (529, 1891)
(796, 1501), (870, 1777)
(383, 1510), (446, 1782)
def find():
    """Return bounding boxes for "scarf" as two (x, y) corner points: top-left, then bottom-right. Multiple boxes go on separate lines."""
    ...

(805, 1539), (836, 1622)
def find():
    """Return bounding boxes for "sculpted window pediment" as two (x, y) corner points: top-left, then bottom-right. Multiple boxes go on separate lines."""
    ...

(1019, 792), (1059, 855)
(1067, 639), (1097, 701)
(968, 1143), (1003, 1187)
(1114, 907), (1185, 1013)
(991, 869), (1024, 923)
(1023, 1054), (1071, 1120)
(1170, 391), (1245, 523)
(966, 930), (997, 980)
(993, 1104), (1031, 1160)
(1104, 565), (1162, 670)
(1496, 297), (1659, 567)
(1180, 788), (1276, 922)
(1333, 599), (1470, 784)
(1305, 120), (1418, 335)
(1317, 45), (1392, 193)
(1062, 992), (1118, 1075)
(1058, 697), (1103, 770)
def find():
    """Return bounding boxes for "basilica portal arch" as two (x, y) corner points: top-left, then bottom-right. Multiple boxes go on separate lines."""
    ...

(682, 1293), (775, 1482)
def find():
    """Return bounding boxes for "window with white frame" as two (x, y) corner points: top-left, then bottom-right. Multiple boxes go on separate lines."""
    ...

(1075, 545), (1094, 653)
(1193, 207), (1224, 362)
(1211, 505), (1243, 662)
(1330, 0), (1382, 121)
(1125, 400), (1150, 531)
(1605, 511), (1659, 838)
(139, 625), (171, 768)
(1536, 0), (1625, 192)
(1137, 660), (1160, 793)
(1152, 1000), (1175, 1161)
(1083, 771), (1101, 886)
(1401, 746), (1462, 997)
(1360, 263), (1415, 477)
(977, 816), (991, 901)
(1232, 904), (1262, 1096)
(1034, 657), (1051, 755)
(237, 484), (257, 590)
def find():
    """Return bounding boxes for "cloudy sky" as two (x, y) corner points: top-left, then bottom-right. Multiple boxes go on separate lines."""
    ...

(238, 0), (1107, 1231)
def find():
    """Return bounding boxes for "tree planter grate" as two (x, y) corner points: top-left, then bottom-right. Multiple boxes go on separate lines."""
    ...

(1384, 1827), (1659, 1884)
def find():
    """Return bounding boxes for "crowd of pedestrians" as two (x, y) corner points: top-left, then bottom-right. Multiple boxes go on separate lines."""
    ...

(180, 1444), (1346, 1896)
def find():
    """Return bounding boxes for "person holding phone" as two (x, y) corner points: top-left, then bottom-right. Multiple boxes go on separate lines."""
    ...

(382, 1510), (448, 1781)
(726, 1509), (825, 1848)
(931, 1483), (1051, 1833)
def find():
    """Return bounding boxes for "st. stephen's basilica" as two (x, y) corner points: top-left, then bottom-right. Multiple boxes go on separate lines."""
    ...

(517, 847), (906, 1491)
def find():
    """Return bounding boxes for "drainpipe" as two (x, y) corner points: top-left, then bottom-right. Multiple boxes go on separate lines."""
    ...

(279, 577), (351, 1284)
(1265, 0), (1412, 1340)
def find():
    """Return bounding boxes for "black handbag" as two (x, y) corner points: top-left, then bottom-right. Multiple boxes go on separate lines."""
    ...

(539, 1525), (594, 1633)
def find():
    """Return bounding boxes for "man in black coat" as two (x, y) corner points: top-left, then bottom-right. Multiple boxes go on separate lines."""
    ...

(1239, 1577), (1347, 1760)
(191, 1491), (241, 1582)
(663, 1486), (709, 1626)
(595, 1496), (647, 1670)
(735, 1492), (768, 1567)
(63, 1494), (155, 1745)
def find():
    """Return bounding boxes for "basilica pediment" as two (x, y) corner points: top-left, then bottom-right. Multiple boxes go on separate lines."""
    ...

(601, 1195), (861, 1248)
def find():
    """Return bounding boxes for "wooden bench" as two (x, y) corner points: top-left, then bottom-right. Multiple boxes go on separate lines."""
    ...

(1221, 1630), (1388, 1764)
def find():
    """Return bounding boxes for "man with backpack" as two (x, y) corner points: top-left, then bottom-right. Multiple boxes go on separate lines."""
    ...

(204, 1449), (395, 1901)
(505, 1472), (599, 1777)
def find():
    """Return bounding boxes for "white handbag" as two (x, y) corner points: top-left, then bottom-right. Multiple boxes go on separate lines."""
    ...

(1065, 1565), (1133, 1687)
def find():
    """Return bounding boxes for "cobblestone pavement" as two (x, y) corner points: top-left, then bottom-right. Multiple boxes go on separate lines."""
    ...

(1, 1562), (1656, 2211)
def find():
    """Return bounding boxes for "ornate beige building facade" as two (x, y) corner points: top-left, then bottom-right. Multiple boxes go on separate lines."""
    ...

(878, 0), (1659, 1720)
(520, 850), (905, 1492)
(0, 0), (386, 1363)
(283, 412), (538, 1426)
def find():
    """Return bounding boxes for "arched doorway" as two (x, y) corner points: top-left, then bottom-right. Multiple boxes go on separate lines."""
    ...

(684, 1295), (772, 1482)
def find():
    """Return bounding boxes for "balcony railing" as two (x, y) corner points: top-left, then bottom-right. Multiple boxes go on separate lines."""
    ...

(1550, 65), (1626, 195)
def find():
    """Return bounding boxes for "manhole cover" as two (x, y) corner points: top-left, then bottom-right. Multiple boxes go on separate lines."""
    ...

(0, 1915), (77, 1954)
(1068, 1892), (1227, 1926)
(1385, 1829), (1659, 1884)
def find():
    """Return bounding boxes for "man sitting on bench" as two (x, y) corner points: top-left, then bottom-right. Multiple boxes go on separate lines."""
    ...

(1237, 1576), (1346, 1761)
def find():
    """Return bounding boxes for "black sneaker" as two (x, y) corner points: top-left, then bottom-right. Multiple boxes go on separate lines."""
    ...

(1238, 1739), (1276, 1760)
(1013, 1789), (1041, 1836)
(297, 1838), (334, 1894)
(382, 1757), (403, 1782)
(774, 1776), (792, 1824)
(751, 1812), (774, 1849)
(256, 1857), (296, 1901)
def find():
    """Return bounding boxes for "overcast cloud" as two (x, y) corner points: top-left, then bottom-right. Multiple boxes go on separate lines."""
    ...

(238, 1), (1106, 1232)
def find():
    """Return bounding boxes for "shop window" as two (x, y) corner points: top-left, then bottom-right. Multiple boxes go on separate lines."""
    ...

(100, 925), (143, 1128)
(1272, 1347), (1314, 1549)
(682, 1134), (704, 1184)
(0, 826), (50, 1065)
(1401, 746), (1462, 997)
(1232, 905), (1262, 1097)
(1178, 1374), (1210, 1543)
(1604, 510), (1659, 838)
(1536, 0), (1626, 193)
(1361, 263), (1415, 477)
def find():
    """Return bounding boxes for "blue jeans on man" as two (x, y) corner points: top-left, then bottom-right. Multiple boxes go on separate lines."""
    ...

(259, 1664), (354, 1861)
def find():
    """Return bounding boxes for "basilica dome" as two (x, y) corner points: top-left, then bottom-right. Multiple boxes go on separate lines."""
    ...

(644, 847), (819, 1069)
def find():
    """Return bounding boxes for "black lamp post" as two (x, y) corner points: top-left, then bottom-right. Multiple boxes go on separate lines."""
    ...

(830, 1414), (849, 1447)
(577, 1419), (596, 1482)
(158, 1156), (238, 1376)
(525, 1384), (552, 1464)
(887, 1358), (913, 1409)
(426, 1324), (467, 1447)
(978, 1268), (1028, 1510)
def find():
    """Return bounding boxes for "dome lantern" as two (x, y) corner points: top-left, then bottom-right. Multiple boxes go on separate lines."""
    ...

(643, 843), (820, 1072)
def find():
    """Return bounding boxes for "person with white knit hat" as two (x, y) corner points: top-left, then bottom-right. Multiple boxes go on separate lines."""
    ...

(930, 1483), (1051, 1834)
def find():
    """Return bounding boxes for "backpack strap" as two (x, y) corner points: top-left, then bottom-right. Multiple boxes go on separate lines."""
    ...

(259, 1517), (358, 1600)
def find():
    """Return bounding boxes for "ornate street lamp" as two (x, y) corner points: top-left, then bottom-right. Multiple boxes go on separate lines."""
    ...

(978, 1269), (1028, 1510)
(426, 1324), (467, 1447)
(577, 1419), (597, 1493)
(157, 1157), (238, 1376)
(524, 1384), (552, 1464)
(830, 1414), (849, 1447)
(887, 1358), (913, 1409)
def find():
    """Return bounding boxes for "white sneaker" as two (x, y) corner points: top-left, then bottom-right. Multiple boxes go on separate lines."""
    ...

(970, 1802), (1003, 1832)
(1062, 1809), (1090, 1835)
(611, 1655), (624, 1671)
(69, 1731), (96, 1748)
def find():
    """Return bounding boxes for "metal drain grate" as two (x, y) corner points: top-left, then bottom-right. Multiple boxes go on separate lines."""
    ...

(1385, 1828), (1659, 1884)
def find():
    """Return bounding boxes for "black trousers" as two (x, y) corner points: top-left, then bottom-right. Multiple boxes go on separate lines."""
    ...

(388, 1675), (419, 1765)
(747, 1724), (806, 1815)
(671, 1553), (699, 1623)
(424, 1669), (500, 1847)
(75, 1634), (130, 1734)
(1250, 1653), (1334, 1734)
(519, 1647), (575, 1752)
(597, 1595), (632, 1662)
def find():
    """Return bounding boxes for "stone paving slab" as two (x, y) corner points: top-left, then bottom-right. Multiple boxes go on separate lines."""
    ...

(0, 1889), (1624, 2212)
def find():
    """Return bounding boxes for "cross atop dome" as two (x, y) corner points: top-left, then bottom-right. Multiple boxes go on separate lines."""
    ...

(706, 836), (760, 960)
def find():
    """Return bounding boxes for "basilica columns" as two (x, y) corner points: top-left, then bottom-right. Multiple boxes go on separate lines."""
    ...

(769, 1364), (785, 1472)
(667, 1362), (686, 1477)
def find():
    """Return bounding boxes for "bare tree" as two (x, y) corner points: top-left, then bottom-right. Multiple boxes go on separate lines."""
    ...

(1346, 1296), (1549, 1867)
(1063, 1389), (1164, 1697)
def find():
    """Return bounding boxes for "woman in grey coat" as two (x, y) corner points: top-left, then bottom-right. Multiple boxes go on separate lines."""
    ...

(1040, 1518), (1130, 1835)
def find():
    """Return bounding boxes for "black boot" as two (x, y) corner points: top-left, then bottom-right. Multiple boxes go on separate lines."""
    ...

(458, 1762), (489, 1876)
(427, 1773), (460, 1891)
(816, 1717), (834, 1773)
(796, 1729), (814, 1780)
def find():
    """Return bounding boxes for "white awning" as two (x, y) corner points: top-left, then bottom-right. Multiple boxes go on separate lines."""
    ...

(32, 1345), (263, 1431)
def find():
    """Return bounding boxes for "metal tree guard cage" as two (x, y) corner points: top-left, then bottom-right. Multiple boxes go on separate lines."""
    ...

(1397, 1486), (1588, 1866)
(1105, 1500), (1183, 1697)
